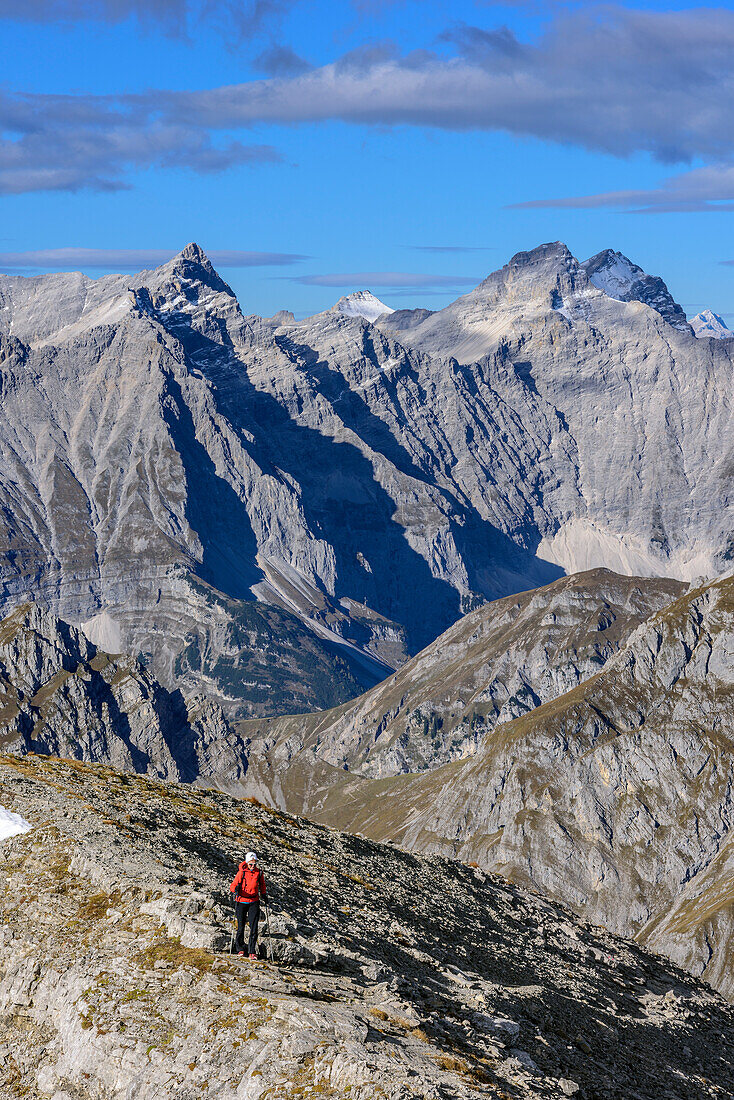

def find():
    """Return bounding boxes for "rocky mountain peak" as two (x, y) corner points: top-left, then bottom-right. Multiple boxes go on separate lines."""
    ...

(331, 289), (395, 322)
(471, 241), (581, 309)
(151, 241), (235, 299)
(581, 248), (693, 333)
(691, 308), (733, 339)
(508, 240), (575, 269)
(177, 241), (211, 267)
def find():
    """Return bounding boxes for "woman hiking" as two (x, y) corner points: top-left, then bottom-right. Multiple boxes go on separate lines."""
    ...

(229, 851), (267, 959)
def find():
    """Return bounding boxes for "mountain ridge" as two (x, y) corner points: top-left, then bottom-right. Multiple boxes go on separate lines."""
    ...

(252, 572), (734, 999)
(2, 239), (733, 714)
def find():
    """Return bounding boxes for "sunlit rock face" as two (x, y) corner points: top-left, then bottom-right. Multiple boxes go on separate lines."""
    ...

(1, 240), (732, 714)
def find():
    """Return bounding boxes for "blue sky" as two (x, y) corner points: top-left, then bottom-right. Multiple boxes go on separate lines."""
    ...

(2, 0), (734, 318)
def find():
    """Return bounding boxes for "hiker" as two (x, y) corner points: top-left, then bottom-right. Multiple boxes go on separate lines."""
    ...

(230, 850), (267, 959)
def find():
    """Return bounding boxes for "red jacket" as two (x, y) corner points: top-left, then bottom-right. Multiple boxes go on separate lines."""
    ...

(230, 862), (267, 903)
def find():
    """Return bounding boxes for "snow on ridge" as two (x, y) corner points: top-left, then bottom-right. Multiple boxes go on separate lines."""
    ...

(0, 805), (32, 843)
(583, 251), (641, 302)
(691, 310), (733, 339)
(333, 291), (395, 323)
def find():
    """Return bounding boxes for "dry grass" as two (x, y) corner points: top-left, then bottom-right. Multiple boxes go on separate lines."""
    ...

(435, 1053), (468, 1074)
(77, 890), (122, 921)
(137, 937), (215, 974)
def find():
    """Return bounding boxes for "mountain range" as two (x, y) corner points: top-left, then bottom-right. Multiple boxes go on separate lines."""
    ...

(2, 241), (734, 716)
(3, 238), (734, 1005)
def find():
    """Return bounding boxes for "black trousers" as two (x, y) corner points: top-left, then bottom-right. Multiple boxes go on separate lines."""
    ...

(235, 900), (260, 955)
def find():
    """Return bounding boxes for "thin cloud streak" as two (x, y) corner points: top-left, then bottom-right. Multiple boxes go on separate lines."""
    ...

(0, 247), (309, 270)
(292, 272), (479, 288)
(512, 165), (734, 214)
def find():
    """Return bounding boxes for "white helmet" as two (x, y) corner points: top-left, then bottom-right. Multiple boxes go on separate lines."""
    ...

(245, 851), (258, 863)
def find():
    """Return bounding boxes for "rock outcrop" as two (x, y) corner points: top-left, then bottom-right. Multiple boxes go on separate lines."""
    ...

(2, 242), (734, 713)
(2, 753), (733, 1100)
(0, 602), (248, 783)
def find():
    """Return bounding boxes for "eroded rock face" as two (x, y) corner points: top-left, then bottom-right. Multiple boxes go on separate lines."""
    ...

(2, 754), (733, 1100)
(2, 241), (733, 714)
(284, 574), (734, 999)
(0, 602), (248, 783)
(239, 569), (685, 779)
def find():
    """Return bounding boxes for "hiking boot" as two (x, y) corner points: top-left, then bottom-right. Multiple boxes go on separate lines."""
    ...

(249, 953), (257, 960)
(237, 951), (245, 956)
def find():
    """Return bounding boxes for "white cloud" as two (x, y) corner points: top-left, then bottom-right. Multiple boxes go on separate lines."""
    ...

(3, 6), (734, 194)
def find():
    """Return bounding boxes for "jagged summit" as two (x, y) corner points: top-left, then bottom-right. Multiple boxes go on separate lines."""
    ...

(581, 248), (693, 333)
(691, 308), (733, 339)
(178, 241), (209, 265)
(507, 240), (574, 268)
(331, 289), (395, 322)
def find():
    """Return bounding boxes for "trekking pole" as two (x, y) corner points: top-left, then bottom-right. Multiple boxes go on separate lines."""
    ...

(229, 894), (237, 956)
(264, 901), (274, 963)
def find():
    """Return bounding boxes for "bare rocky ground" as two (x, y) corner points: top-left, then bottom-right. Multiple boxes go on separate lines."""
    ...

(2, 754), (734, 1100)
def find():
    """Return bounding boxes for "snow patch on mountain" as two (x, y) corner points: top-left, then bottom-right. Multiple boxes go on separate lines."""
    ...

(582, 251), (641, 301)
(581, 249), (693, 333)
(691, 309), (733, 339)
(332, 291), (394, 322)
(0, 806), (31, 843)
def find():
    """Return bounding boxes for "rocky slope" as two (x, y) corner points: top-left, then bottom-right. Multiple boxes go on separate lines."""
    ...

(2, 753), (734, 1100)
(239, 569), (685, 779)
(2, 241), (734, 713)
(0, 601), (247, 782)
(263, 574), (734, 1000)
